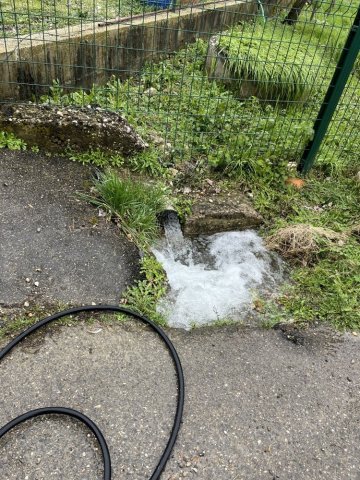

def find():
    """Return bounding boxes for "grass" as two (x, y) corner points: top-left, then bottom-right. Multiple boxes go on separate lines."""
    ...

(252, 168), (360, 330)
(0, 0), (154, 36)
(279, 242), (360, 330)
(0, 314), (38, 339)
(218, 20), (325, 102)
(84, 171), (167, 249)
(0, 303), (68, 339)
(0, 308), (133, 340)
(294, 0), (359, 71)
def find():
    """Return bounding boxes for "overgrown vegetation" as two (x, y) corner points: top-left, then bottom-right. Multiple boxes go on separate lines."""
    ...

(2, 0), (358, 330)
(256, 172), (360, 330)
(277, 241), (360, 330)
(44, 12), (358, 176)
(43, 41), (316, 177)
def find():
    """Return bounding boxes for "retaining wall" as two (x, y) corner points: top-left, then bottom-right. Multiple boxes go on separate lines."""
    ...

(0, 0), (257, 100)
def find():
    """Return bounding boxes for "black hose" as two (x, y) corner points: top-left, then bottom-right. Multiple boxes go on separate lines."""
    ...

(0, 305), (185, 480)
(0, 407), (112, 478)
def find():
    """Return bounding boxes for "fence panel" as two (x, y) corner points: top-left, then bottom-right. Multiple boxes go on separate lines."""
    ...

(0, 0), (359, 173)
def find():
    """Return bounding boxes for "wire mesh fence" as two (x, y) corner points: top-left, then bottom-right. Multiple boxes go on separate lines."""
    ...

(0, 0), (359, 173)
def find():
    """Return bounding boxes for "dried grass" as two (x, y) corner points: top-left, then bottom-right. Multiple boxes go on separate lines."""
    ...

(266, 224), (347, 265)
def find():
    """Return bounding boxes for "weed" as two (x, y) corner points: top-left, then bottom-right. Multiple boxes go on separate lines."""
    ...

(261, 316), (282, 330)
(0, 315), (35, 339)
(172, 196), (193, 224)
(121, 255), (168, 326)
(68, 149), (124, 168)
(127, 148), (168, 177)
(0, 131), (27, 150)
(0, 303), (68, 339)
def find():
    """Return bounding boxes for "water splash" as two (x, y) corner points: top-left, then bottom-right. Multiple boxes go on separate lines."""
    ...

(152, 214), (286, 330)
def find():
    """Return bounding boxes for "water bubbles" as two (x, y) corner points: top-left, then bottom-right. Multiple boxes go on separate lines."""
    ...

(153, 220), (286, 329)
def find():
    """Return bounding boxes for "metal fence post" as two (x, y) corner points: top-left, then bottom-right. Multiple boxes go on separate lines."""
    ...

(298, 5), (360, 175)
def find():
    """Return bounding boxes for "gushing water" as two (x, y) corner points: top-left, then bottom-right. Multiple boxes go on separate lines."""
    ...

(152, 212), (285, 330)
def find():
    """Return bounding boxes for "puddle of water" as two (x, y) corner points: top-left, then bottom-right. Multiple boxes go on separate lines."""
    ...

(152, 213), (286, 330)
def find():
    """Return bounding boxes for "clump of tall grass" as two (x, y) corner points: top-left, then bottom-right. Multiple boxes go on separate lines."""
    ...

(86, 172), (166, 249)
(218, 20), (326, 101)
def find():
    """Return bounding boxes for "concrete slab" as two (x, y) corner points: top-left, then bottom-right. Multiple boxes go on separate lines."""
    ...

(0, 150), (139, 307)
(1, 321), (359, 479)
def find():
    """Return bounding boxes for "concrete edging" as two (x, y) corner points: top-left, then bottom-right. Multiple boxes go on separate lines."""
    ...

(0, 0), (257, 100)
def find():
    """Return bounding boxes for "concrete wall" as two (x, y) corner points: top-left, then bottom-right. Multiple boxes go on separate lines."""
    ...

(0, 1), (257, 101)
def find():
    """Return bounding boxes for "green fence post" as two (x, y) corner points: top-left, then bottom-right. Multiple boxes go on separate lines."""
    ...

(298, 6), (360, 175)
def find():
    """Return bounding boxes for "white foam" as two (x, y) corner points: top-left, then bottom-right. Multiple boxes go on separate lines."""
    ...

(152, 229), (285, 330)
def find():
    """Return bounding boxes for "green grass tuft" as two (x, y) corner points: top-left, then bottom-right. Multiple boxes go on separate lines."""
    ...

(85, 172), (167, 249)
(218, 21), (325, 102)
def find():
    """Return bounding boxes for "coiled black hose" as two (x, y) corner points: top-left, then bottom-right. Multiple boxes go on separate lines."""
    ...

(0, 305), (185, 480)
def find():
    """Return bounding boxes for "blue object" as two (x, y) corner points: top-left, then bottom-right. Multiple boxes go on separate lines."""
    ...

(145, 0), (172, 9)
